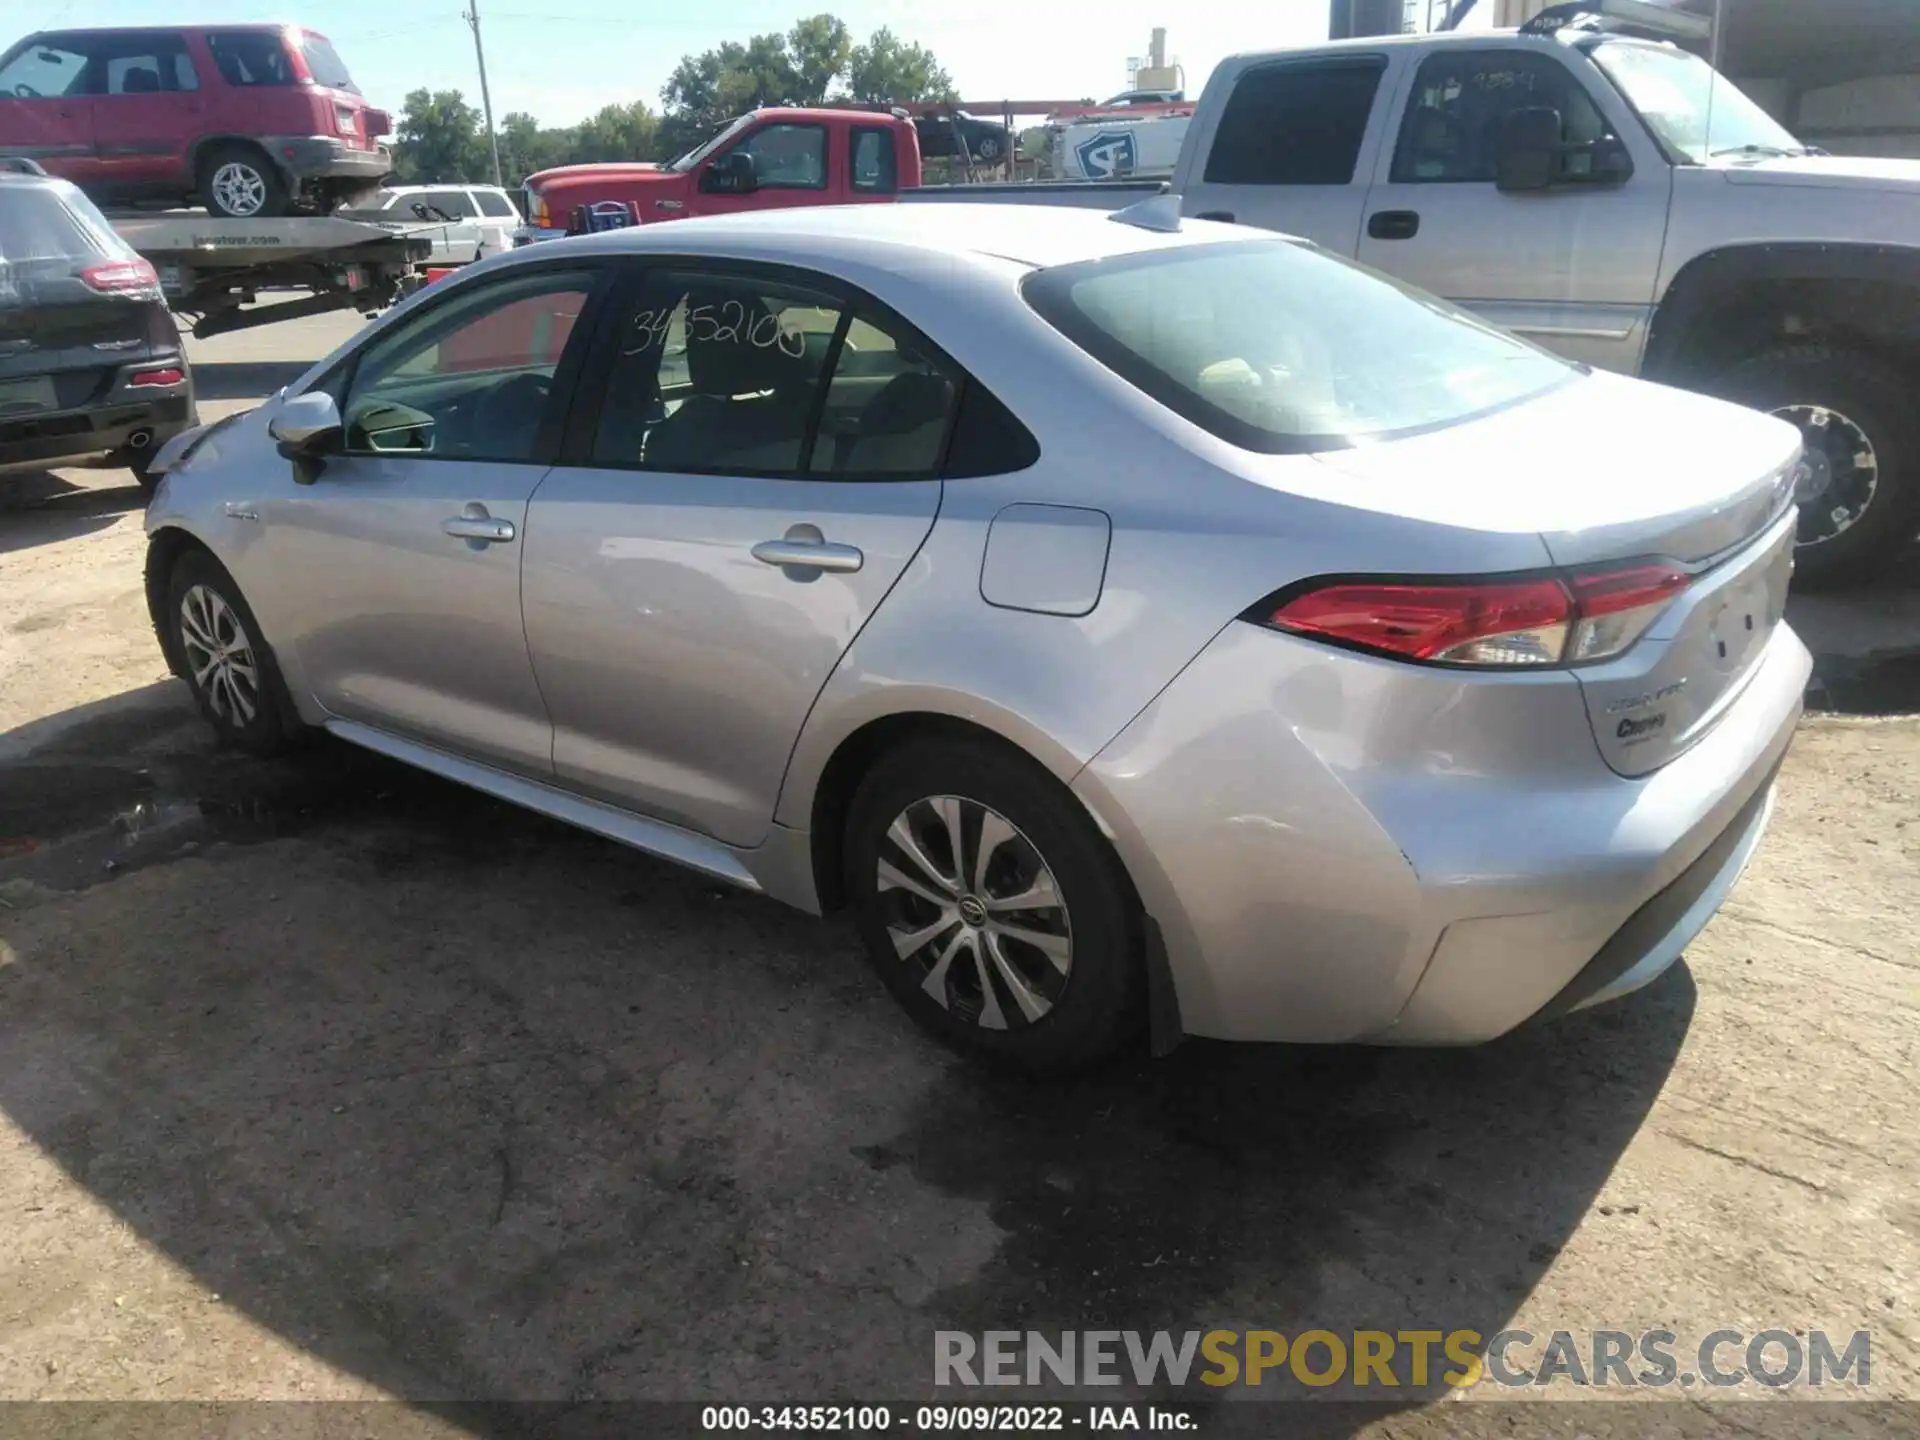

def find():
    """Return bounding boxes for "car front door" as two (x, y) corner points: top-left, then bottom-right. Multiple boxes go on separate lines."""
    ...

(89, 33), (204, 197)
(1353, 45), (1673, 374)
(519, 261), (954, 848)
(693, 121), (831, 218)
(257, 263), (606, 775)
(0, 34), (99, 184)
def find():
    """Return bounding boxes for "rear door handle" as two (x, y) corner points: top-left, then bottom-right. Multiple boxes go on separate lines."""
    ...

(1368, 209), (1421, 241)
(752, 523), (863, 574)
(442, 502), (515, 545)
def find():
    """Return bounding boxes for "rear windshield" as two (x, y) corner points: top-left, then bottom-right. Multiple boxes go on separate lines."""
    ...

(299, 32), (357, 93)
(0, 182), (132, 265)
(1021, 239), (1574, 453)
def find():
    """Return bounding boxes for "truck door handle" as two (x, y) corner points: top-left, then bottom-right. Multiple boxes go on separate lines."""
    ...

(1368, 209), (1421, 241)
(1192, 210), (1235, 223)
(752, 524), (863, 575)
(442, 502), (515, 545)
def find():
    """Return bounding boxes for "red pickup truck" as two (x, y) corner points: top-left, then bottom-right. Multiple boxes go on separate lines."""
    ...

(521, 107), (921, 239)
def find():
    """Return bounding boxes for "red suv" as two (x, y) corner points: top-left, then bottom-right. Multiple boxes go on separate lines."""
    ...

(0, 25), (391, 219)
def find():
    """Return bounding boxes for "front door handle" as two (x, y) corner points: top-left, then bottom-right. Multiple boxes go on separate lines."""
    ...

(751, 523), (863, 575)
(442, 502), (515, 545)
(1368, 209), (1421, 241)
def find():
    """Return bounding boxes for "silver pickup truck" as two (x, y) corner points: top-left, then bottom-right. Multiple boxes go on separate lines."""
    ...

(907, 3), (1920, 584)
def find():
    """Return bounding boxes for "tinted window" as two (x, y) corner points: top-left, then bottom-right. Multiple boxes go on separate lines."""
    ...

(102, 36), (199, 95)
(737, 123), (826, 190)
(342, 269), (594, 462)
(1202, 59), (1384, 186)
(943, 381), (1040, 478)
(205, 32), (294, 87)
(1023, 239), (1573, 454)
(0, 37), (94, 98)
(813, 315), (956, 478)
(592, 270), (844, 475)
(0, 180), (134, 266)
(1392, 50), (1613, 183)
(850, 127), (897, 193)
(419, 189), (478, 218)
(298, 32), (356, 92)
(473, 190), (516, 218)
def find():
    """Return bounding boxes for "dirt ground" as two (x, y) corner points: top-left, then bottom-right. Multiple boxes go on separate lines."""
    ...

(1, 313), (1917, 1437)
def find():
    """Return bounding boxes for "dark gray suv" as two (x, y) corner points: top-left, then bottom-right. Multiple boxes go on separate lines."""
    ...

(0, 160), (195, 491)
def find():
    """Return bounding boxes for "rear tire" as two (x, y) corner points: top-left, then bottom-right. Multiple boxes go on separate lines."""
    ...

(844, 737), (1144, 1074)
(1708, 345), (1919, 588)
(198, 143), (289, 219)
(166, 549), (299, 756)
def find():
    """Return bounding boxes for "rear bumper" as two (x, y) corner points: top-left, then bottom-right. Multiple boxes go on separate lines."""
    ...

(1074, 615), (1810, 1046)
(265, 136), (392, 182)
(0, 370), (194, 474)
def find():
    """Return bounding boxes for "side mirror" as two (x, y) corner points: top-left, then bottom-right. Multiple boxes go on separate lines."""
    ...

(269, 391), (342, 485)
(1496, 106), (1563, 192)
(701, 149), (758, 195)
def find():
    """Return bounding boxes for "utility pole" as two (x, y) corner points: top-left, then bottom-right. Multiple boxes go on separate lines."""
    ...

(464, 0), (505, 188)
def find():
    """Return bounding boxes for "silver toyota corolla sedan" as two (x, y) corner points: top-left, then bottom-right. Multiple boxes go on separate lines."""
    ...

(143, 202), (1810, 1071)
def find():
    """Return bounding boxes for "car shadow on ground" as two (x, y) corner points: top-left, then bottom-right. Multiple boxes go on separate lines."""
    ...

(0, 689), (1700, 1429)
(187, 360), (313, 402)
(0, 469), (143, 554)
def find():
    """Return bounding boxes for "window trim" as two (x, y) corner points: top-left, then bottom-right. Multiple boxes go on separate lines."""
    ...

(726, 121), (829, 193)
(308, 259), (613, 468)
(1200, 54), (1389, 188)
(1387, 47), (1615, 186)
(559, 255), (976, 484)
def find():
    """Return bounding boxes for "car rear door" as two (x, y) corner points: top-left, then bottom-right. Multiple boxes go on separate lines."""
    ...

(0, 34), (100, 185)
(1352, 44), (1672, 374)
(519, 260), (953, 848)
(252, 262), (608, 775)
(89, 32), (204, 194)
(1176, 52), (1395, 253)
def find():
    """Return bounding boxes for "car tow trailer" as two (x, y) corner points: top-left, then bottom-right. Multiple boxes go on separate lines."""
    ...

(109, 214), (435, 339)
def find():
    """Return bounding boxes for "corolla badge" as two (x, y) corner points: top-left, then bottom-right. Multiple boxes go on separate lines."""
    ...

(1074, 130), (1138, 179)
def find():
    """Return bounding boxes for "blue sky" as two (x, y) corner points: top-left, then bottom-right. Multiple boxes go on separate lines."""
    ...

(23, 0), (1491, 128)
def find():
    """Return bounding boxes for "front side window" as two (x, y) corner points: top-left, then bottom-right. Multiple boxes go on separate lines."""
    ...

(850, 127), (897, 193)
(102, 36), (200, 95)
(340, 268), (595, 462)
(1023, 238), (1574, 454)
(1202, 58), (1385, 186)
(1392, 50), (1614, 183)
(590, 268), (958, 480)
(205, 32), (294, 87)
(736, 123), (827, 190)
(1588, 39), (1804, 164)
(0, 37), (95, 98)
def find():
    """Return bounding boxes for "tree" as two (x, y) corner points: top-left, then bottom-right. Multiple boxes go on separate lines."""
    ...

(570, 101), (660, 164)
(390, 88), (488, 184)
(498, 111), (563, 184)
(787, 14), (851, 105)
(841, 26), (953, 105)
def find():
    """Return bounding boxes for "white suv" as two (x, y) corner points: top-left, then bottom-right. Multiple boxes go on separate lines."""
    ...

(369, 184), (519, 264)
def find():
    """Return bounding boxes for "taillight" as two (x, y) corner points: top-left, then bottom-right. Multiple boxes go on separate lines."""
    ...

(80, 259), (159, 294)
(529, 189), (549, 226)
(130, 367), (185, 387)
(1257, 563), (1690, 669)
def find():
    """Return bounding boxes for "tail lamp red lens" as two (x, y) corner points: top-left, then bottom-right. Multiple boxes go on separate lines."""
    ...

(80, 259), (159, 294)
(130, 367), (185, 388)
(1260, 563), (1691, 668)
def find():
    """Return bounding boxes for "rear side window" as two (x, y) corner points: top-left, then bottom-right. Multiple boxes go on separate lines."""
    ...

(1023, 238), (1572, 454)
(419, 189), (478, 218)
(1202, 58), (1386, 185)
(205, 31), (294, 87)
(474, 190), (516, 218)
(298, 32), (357, 93)
(850, 127), (898, 193)
(102, 35), (200, 95)
(0, 36), (95, 98)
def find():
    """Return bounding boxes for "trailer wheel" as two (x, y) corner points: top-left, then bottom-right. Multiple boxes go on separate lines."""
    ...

(199, 144), (288, 219)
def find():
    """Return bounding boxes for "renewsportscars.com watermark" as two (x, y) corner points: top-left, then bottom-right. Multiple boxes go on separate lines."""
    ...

(934, 1328), (1874, 1392)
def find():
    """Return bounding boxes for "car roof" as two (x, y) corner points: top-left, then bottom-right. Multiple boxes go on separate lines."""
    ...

(27, 22), (291, 35)
(568, 202), (1265, 271)
(1222, 28), (1547, 65)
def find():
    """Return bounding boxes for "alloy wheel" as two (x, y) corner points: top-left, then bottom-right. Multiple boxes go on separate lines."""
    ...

(179, 583), (260, 726)
(1775, 403), (1879, 546)
(210, 161), (267, 217)
(876, 795), (1072, 1030)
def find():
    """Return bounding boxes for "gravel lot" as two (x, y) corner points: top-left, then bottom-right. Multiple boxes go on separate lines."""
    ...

(1, 310), (1917, 1436)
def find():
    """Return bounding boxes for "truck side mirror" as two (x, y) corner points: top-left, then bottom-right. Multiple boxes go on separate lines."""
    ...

(1496, 106), (1563, 192)
(701, 150), (759, 195)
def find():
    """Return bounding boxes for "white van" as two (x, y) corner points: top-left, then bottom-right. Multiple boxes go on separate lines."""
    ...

(369, 184), (520, 264)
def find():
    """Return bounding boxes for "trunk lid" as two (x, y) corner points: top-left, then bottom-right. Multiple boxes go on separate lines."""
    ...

(1307, 370), (1804, 775)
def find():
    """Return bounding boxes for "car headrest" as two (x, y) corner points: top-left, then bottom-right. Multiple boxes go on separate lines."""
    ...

(858, 371), (955, 436)
(121, 68), (162, 93)
(683, 291), (808, 397)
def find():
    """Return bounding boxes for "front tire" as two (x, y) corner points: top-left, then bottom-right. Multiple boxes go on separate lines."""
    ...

(166, 549), (297, 755)
(198, 143), (289, 219)
(844, 737), (1144, 1073)
(1708, 344), (1919, 588)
